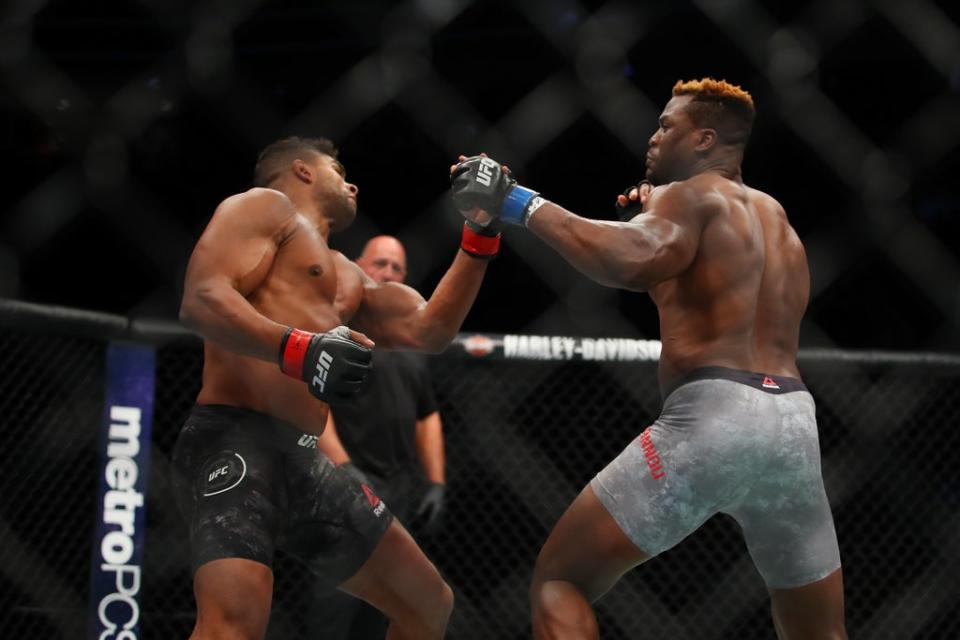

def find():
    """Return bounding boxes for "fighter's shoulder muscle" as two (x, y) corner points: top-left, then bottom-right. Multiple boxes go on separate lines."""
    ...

(649, 175), (726, 225)
(745, 186), (801, 240)
(742, 185), (808, 278)
(209, 187), (299, 243)
(335, 252), (421, 304)
(332, 251), (370, 285)
(744, 185), (787, 218)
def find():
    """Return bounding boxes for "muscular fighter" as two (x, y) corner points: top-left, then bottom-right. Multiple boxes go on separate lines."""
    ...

(175, 136), (501, 640)
(450, 78), (846, 639)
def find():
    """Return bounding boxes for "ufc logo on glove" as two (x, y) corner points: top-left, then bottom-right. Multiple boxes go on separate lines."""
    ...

(475, 157), (497, 186)
(311, 351), (334, 392)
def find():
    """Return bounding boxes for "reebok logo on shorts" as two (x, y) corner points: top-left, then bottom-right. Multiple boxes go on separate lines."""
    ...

(762, 376), (781, 390)
(362, 483), (386, 517)
(202, 452), (246, 496)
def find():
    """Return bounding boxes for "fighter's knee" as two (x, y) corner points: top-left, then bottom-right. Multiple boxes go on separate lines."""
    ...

(437, 581), (455, 620)
(529, 578), (597, 636)
(390, 577), (452, 638)
(420, 574), (454, 627)
(193, 564), (271, 640)
(530, 575), (571, 613)
(529, 576), (556, 613)
(192, 611), (268, 640)
(532, 545), (559, 582)
(531, 550), (577, 598)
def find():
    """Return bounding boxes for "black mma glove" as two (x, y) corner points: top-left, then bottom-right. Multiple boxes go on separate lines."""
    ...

(415, 482), (446, 535)
(615, 180), (652, 221)
(450, 158), (505, 260)
(278, 325), (372, 404)
(450, 155), (546, 228)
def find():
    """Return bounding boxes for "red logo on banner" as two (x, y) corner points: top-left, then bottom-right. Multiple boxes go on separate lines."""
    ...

(463, 335), (495, 357)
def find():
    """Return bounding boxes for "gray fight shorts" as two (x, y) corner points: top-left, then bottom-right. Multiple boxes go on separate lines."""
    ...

(591, 367), (841, 589)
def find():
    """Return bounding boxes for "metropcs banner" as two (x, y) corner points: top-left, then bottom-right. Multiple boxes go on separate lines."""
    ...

(88, 343), (155, 640)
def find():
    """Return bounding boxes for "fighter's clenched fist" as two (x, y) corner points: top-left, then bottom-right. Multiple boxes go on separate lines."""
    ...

(279, 325), (372, 404)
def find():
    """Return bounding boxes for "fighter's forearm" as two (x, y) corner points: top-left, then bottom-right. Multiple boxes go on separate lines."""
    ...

(180, 281), (287, 362)
(527, 202), (669, 292)
(316, 414), (351, 465)
(414, 251), (489, 352)
(415, 413), (445, 484)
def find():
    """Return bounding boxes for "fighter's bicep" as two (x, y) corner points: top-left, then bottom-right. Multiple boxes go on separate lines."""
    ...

(637, 193), (706, 281)
(188, 229), (279, 296)
(353, 281), (427, 348)
(185, 191), (295, 296)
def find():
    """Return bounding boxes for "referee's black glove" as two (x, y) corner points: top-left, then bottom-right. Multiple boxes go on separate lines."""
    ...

(415, 483), (446, 535)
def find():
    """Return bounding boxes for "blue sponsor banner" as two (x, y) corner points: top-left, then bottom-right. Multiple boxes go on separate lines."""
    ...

(88, 343), (155, 640)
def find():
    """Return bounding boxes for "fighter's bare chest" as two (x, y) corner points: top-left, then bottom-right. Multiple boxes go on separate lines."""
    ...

(256, 227), (363, 319)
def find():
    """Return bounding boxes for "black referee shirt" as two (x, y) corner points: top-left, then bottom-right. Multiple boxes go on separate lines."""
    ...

(330, 349), (437, 478)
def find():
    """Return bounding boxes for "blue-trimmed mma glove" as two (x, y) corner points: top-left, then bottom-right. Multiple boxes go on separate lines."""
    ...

(615, 179), (652, 221)
(278, 325), (372, 404)
(450, 156), (547, 233)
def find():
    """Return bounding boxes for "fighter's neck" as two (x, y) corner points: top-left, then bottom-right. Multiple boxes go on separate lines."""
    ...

(283, 192), (332, 239)
(691, 156), (743, 183)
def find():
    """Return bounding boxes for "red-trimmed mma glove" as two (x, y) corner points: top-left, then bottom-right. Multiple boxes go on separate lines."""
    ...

(459, 219), (501, 260)
(450, 155), (546, 231)
(278, 326), (372, 404)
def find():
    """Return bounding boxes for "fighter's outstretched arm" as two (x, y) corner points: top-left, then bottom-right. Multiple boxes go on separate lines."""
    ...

(347, 250), (489, 352)
(450, 156), (706, 292)
(527, 183), (703, 291)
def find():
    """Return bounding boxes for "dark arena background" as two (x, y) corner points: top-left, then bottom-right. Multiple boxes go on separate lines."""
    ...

(2, 1), (960, 639)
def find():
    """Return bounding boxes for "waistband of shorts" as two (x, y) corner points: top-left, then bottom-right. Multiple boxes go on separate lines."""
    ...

(189, 403), (314, 447)
(666, 366), (808, 398)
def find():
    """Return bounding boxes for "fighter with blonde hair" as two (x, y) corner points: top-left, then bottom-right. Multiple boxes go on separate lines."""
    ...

(450, 78), (847, 639)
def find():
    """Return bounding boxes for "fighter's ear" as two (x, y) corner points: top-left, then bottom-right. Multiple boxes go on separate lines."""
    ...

(695, 128), (718, 152)
(292, 158), (313, 184)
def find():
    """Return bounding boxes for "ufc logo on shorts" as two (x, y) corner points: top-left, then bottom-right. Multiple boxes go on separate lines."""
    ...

(208, 465), (229, 483)
(297, 435), (319, 449)
(476, 157), (497, 186)
(311, 351), (334, 392)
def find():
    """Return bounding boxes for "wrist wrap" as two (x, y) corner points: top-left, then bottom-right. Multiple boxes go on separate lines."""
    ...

(460, 223), (501, 259)
(279, 327), (313, 378)
(500, 185), (539, 226)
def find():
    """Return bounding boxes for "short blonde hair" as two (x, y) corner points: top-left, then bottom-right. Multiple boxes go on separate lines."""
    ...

(672, 77), (755, 144)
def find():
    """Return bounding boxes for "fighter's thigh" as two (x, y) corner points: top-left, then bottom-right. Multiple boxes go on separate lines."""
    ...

(281, 452), (393, 588)
(730, 402), (841, 590)
(534, 484), (650, 601)
(172, 421), (285, 571)
(769, 568), (847, 639)
(337, 520), (451, 618)
(193, 558), (273, 638)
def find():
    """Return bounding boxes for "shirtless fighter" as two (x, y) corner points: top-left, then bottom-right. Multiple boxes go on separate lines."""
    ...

(450, 79), (846, 639)
(175, 136), (501, 639)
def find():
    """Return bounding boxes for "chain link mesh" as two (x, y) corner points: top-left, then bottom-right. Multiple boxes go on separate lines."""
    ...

(3, 0), (959, 350)
(2, 327), (959, 638)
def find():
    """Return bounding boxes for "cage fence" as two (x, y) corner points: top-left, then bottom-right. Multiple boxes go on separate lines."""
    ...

(1, 302), (958, 639)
